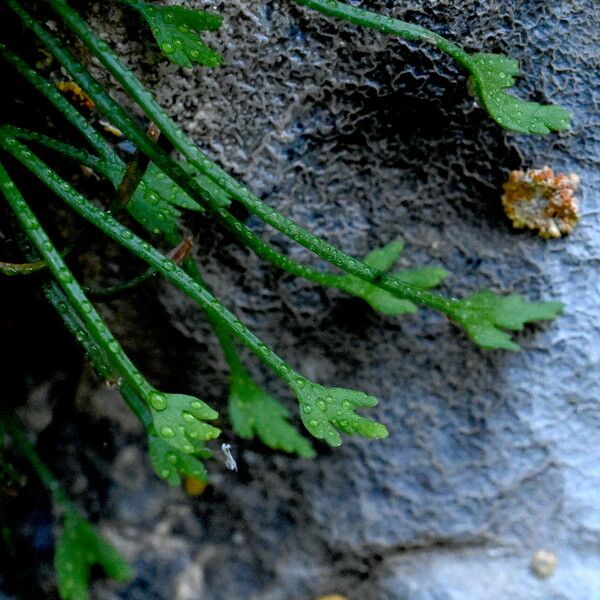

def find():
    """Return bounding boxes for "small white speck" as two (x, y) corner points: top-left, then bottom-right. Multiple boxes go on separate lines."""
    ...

(221, 443), (237, 471)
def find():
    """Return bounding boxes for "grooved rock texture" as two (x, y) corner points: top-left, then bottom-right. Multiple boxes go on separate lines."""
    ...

(1, 0), (598, 599)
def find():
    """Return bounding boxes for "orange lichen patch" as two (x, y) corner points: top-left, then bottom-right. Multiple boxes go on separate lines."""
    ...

(184, 476), (208, 496)
(56, 81), (95, 110)
(316, 596), (347, 600)
(502, 166), (580, 239)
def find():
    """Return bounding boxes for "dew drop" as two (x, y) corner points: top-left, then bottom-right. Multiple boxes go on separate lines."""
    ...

(149, 391), (167, 410)
(325, 430), (341, 446)
(57, 268), (73, 283)
(160, 426), (174, 438)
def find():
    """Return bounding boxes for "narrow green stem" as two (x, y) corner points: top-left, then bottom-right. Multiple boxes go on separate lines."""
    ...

(213, 206), (342, 289)
(83, 267), (157, 299)
(4, 205), (155, 430)
(0, 10), (349, 290)
(44, 286), (157, 432)
(2, 126), (109, 173)
(116, 0), (144, 13)
(0, 41), (116, 162)
(83, 236), (190, 299)
(6, 128), (340, 293)
(0, 242), (73, 275)
(1, 141), (299, 385)
(0, 416), (73, 511)
(0, 158), (163, 412)
(1, 256), (49, 275)
(292, 0), (472, 69)
(23, 0), (456, 316)
(181, 257), (245, 374)
(44, 285), (115, 382)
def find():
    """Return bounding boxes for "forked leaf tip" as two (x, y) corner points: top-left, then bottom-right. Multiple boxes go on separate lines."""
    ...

(292, 378), (388, 447)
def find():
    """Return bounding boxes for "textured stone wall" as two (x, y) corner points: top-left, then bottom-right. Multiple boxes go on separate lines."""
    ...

(2, 0), (598, 599)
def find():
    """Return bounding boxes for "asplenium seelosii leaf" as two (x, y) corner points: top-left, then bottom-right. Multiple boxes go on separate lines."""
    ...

(468, 53), (572, 134)
(229, 367), (316, 457)
(55, 512), (133, 600)
(133, 1), (223, 68)
(148, 435), (211, 486)
(291, 378), (388, 447)
(450, 291), (564, 351)
(149, 392), (220, 454)
(101, 159), (195, 239)
(336, 240), (448, 315)
(139, 162), (203, 211)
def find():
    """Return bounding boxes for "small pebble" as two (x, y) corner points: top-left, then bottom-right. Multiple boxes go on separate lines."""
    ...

(531, 549), (557, 578)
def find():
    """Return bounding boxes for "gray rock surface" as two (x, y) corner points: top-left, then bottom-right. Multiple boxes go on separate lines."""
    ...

(2, 0), (598, 599)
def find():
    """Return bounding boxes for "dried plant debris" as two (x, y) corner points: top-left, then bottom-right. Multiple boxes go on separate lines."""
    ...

(502, 166), (580, 238)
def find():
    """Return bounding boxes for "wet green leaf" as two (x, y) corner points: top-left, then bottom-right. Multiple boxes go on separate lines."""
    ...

(337, 240), (448, 315)
(135, 1), (223, 68)
(149, 392), (220, 454)
(148, 435), (211, 486)
(450, 291), (564, 350)
(105, 159), (229, 239)
(468, 53), (572, 134)
(229, 367), (315, 457)
(55, 512), (132, 600)
(292, 378), (388, 447)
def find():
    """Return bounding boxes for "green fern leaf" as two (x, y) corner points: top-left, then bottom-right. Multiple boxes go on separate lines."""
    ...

(292, 378), (388, 447)
(148, 435), (211, 486)
(229, 367), (316, 457)
(55, 513), (132, 600)
(468, 53), (572, 134)
(134, 1), (223, 68)
(149, 392), (220, 454)
(337, 240), (449, 315)
(450, 290), (564, 350)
